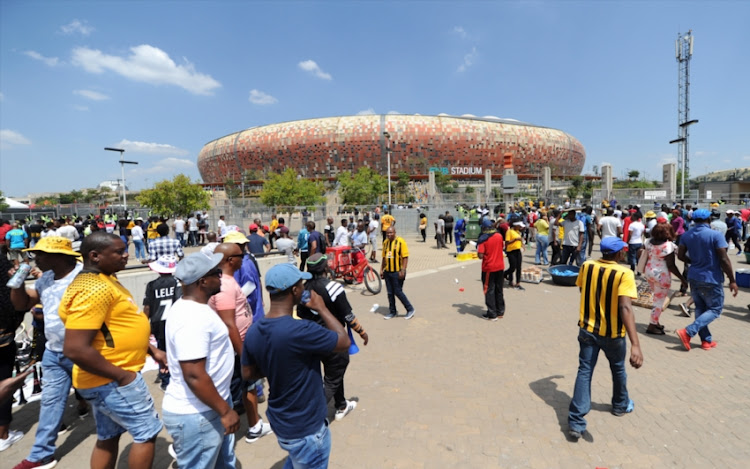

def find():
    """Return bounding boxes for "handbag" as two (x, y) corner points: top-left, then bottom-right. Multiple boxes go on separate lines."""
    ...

(636, 241), (649, 274)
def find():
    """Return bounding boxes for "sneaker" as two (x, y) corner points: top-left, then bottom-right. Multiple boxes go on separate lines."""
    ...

(700, 340), (718, 350)
(612, 399), (635, 417)
(404, 310), (415, 320)
(514, 285), (525, 291)
(568, 429), (582, 440)
(335, 400), (357, 420)
(482, 313), (498, 322)
(168, 443), (177, 460)
(57, 423), (69, 435)
(676, 328), (691, 351)
(0, 430), (24, 452)
(78, 406), (90, 420)
(679, 303), (691, 317)
(13, 457), (58, 469)
(383, 312), (397, 320)
(245, 421), (273, 443)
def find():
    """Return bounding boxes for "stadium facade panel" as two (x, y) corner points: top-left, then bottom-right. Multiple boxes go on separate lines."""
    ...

(197, 114), (585, 183)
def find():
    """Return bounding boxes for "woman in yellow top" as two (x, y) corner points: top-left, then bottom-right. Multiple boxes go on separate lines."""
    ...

(504, 221), (525, 290)
(418, 214), (427, 242)
(534, 213), (550, 265)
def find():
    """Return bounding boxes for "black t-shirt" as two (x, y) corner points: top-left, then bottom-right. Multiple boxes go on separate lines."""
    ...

(143, 275), (182, 344)
(28, 223), (43, 240)
(298, 276), (352, 326)
(308, 230), (326, 254)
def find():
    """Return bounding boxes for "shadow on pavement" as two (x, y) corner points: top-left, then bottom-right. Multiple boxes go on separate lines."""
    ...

(529, 375), (608, 441)
(723, 304), (750, 322)
(451, 303), (485, 319)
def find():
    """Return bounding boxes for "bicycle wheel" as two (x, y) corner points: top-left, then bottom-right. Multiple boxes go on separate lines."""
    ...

(363, 266), (382, 295)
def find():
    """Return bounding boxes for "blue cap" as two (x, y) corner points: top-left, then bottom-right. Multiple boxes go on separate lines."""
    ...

(481, 218), (494, 229)
(265, 263), (312, 293)
(600, 237), (628, 254)
(692, 208), (711, 221)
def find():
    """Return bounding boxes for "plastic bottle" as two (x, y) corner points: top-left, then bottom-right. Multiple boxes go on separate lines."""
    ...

(6, 263), (31, 288)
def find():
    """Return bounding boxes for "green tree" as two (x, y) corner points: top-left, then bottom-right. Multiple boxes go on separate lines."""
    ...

(136, 174), (211, 216)
(628, 170), (640, 181)
(0, 190), (9, 211)
(225, 178), (242, 200)
(581, 181), (593, 201)
(260, 168), (325, 208)
(433, 171), (454, 193)
(337, 167), (387, 205)
(566, 186), (579, 200)
(396, 171), (410, 203)
(464, 185), (475, 194)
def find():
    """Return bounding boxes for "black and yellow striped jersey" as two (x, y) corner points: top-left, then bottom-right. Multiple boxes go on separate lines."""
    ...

(575, 260), (637, 338)
(382, 236), (409, 272)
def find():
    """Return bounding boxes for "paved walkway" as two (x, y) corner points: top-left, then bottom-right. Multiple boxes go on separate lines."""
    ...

(6, 233), (750, 468)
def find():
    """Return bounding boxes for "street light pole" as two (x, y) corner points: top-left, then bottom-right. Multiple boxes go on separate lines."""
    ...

(105, 147), (138, 213)
(383, 131), (392, 206)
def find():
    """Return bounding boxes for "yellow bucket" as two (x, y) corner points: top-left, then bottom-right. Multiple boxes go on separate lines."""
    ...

(456, 252), (478, 261)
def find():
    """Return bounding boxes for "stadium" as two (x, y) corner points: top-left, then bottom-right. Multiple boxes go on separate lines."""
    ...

(197, 114), (585, 183)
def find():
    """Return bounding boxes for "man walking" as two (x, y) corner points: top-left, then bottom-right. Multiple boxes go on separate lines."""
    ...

(163, 252), (240, 468)
(568, 237), (643, 440)
(676, 209), (738, 351)
(60, 232), (164, 469)
(477, 220), (505, 321)
(241, 263), (349, 468)
(380, 227), (415, 320)
(558, 210), (584, 266)
(10, 237), (84, 469)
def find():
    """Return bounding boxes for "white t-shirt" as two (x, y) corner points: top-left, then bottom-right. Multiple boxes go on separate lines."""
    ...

(599, 216), (621, 239)
(173, 219), (186, 234)
(562, 219), (585, 246)
(628, 221), (645, 244)
(57, 225), (79, 241)
(217, 219), (227, 236)
(162, 298), (234, 415)
(276, 237), (297, 263)
(368, 219), (379, 239)
(188, 217), (198, 231)
(34, 263), (83, 353)
(131, 225), (144, 241)
(334, 226), (350, 246)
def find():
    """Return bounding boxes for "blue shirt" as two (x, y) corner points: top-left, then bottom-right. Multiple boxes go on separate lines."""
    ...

(247, 233), (269, 254)
(242, 316), (337, 439)
(680, 223), (728, 285)
(308, 230), (325, 254)
(297, 228), (309, 252)
(234, 255), (264, 324)
(5, 228), (28, 249)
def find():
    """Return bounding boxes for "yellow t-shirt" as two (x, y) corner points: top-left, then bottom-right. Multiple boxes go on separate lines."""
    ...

(381, 214), (395, 232)
(270, 219), (279, 233)
(147, 221), (161, 240)
(59, 272), (150, 389)
(534, 219), (550, 236)
(576, 260), (637, 338)
(505, 229), (522, 252)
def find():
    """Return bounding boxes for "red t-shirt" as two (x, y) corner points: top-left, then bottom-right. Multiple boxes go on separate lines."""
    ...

(478, 233), (505, 272)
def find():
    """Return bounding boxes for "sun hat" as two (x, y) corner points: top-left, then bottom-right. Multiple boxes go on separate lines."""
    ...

(265, 263), (311, 294)
(600, 237), (628, 254)
(726, 210), (734, 214)
(306, 253), (328, 273)
(174, 253), (223, 285)
(23, 236), (79, 257)
(149, 254), (178, 274)
(223, 231), (249, 244)
(645, 211), (656, 218)
(692, 208), (711, 221)
(512, 221), (525, 227)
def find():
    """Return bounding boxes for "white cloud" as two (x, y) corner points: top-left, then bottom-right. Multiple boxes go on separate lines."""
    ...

(74, 105), (89, 111)
(24, 50), (60, 67)
(60, 19), (94, 36)
(387, 110), (401, 115)
(130, 157), (195, 176)
(743, 155), (750, 160)
(0, 92), (4, 101)
(298, 60), (332, 80)
(71, 45), (221, 95)
(453, 26), (468, 39)
(249, 89), (277, 105)
(457, 47), (478, 73)
(74, 89), (110, 101)
(115, 139), (189, 156)
(0, 129), (32, 150)
(356, 108), (376, 116)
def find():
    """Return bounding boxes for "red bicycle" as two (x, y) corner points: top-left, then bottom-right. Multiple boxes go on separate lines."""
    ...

(325, 246), (382, 294)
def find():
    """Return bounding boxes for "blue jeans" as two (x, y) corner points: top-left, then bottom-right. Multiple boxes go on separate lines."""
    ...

(77, 372), (163, 442)
(578, 233), (588, 265)
(163, 402), (236, 469)
(627, 243), (642, 270)
(278, 421), (331, 469)
(28, 350), (73, 462)
(535, 234), (549, 264)
(175, 232), (186, 247)
(133, 240), (146, 260)
(686, 280), (724, 342)
(383, 271), (414, 315)
(568, 329), (629, 433)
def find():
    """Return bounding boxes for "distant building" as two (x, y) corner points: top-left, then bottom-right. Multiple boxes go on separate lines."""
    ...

(98, 180), (128, 192)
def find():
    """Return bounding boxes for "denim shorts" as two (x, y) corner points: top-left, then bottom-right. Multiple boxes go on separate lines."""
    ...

(77, 372), (163, 442)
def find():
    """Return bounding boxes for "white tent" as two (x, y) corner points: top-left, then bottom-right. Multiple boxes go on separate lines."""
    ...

(3, 197), (29, 209)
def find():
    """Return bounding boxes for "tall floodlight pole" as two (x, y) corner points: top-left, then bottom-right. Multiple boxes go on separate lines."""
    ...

(672, 30), (698, 201)
(104, 147), (138, 212)
(383, 131), (392, 206)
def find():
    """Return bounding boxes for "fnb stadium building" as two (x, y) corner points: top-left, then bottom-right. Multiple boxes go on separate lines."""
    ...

(197, 114), (585, 183)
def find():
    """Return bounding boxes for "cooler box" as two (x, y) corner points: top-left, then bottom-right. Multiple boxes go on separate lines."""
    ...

(737, 269), (750, 288)
(326, 246), (351, 270)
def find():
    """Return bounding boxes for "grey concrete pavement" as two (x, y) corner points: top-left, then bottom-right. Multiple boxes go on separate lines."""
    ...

(5, 234), (750, 468)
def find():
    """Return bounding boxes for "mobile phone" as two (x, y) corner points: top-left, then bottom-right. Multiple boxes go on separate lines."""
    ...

(300, 290), (311, 305)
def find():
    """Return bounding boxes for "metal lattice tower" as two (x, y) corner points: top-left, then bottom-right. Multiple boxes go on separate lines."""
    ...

(672, 30), (698, 200)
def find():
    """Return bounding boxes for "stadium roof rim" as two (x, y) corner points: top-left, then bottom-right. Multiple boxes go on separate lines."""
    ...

(202, 113), (556, 146)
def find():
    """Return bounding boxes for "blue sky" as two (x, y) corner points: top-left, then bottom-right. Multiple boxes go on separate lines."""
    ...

(1, 1), (748, 197)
